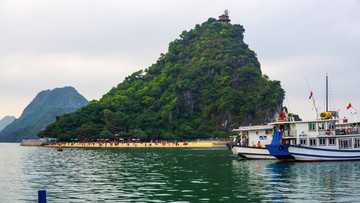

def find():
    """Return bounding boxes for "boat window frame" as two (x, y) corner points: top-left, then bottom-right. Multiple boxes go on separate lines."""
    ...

(309, 123), (316, 132)
(329, 138), (336, 146)
(354, 138), (360, 148)
(318, 122), (325, 131)
(299, 138), (307, 146)
(265, 129), (273, 135)
(339, 138), (352, 149)
(309, 138), (317, 147)
(319, 138), (326, 146)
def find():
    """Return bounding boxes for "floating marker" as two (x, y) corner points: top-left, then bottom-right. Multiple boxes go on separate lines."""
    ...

(38, 190), (46, 203)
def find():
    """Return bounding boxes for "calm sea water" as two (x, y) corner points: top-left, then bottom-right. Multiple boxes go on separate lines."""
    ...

(1, 143), (360, 202)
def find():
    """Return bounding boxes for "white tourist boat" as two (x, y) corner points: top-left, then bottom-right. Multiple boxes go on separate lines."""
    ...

(266, 112), (360, 162)
(267, 74), (360, 161)
(231, 125), (276, 159)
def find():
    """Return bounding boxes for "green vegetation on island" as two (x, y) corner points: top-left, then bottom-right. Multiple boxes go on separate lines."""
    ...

(39, 18), (285, 141)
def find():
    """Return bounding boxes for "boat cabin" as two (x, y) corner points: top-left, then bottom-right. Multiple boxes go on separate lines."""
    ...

(270, 119), (337, 148)
(271, 115), (360, 150)
(334, 120), (360, 149)
(232, 125), (274, 147)
(336, 120), (360, 135)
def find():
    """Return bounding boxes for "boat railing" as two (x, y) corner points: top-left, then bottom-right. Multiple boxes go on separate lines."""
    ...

(335, 127), (360, 135)
(319, 130), (335, 136)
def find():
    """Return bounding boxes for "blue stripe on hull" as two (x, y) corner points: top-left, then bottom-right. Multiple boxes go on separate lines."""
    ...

(291, 153), (360, 159)
(290, 145), (360, 152)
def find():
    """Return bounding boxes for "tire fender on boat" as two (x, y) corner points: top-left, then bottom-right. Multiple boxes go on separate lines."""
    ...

(283, 143), (290, 149)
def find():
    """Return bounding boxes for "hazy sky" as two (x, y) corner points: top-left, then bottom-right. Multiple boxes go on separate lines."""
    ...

(1, 0), (359, 121)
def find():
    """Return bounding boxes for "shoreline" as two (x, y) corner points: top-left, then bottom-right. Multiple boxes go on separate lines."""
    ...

(45, 141), (227, 148)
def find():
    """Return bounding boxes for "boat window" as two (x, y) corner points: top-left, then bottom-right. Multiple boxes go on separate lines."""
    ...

(329, 138), (336, 146)
(299, 138), (307, 146)
(309, 138), (317, 147)
(259, 135), (267, 140)
(319, 138), (326, 146)
(339, 139), (352, 149)
(318, 123), (325, 130)
(354, 138), (360, 148)
(328, 122), (334, 130)
(309, 123), (316, 132)
(265, 129), (273, 134)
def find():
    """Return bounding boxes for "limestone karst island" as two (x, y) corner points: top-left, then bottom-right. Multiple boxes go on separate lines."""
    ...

(33, 11), (284, 148)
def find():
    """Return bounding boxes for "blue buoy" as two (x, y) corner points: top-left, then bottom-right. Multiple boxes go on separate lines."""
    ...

(38, 190), (46, 203)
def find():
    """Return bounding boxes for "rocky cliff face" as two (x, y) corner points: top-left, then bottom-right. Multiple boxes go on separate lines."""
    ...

(0, 87), (88, 142)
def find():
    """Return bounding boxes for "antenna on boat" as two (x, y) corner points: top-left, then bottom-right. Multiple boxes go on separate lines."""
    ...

(305, 77), (319, 119)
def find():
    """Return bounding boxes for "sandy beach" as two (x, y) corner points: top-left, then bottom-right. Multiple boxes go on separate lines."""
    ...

(47, 141), (227, 148)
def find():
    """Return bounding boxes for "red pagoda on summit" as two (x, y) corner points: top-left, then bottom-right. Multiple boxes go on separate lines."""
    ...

(218, 9), (231, 24)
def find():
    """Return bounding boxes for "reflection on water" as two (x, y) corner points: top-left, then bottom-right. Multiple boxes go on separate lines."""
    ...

(1, 143), (360, 202)
(1, 144), (236, 202)
(231, 159), (360, 202)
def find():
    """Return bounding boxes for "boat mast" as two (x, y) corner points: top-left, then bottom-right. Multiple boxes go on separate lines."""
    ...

(325, 74), (340, 119)
(326, 73), (328, 112)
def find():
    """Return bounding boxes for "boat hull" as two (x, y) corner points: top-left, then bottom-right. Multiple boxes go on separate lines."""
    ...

(289, 145), (360, 162)
(232, 146), (276, 160)
(265, 143), (295, 161)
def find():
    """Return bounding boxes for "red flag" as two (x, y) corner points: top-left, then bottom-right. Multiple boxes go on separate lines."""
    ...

(347, 103), (352, 109)
(281, 108), (285, 120)
(309, 91), (313, 100)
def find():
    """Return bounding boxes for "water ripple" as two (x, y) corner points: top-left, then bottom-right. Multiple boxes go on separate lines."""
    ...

(1, 143), (360, 202)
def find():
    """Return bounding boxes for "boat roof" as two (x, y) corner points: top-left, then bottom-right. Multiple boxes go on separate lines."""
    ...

(336, 121), (360, 126)
(232, 125), (273, 132)
(269, 119), (338, 125)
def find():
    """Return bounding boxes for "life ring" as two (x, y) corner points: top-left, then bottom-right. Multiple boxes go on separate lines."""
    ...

(326, 129), (331, 135)
(278, 145), (284, 151)
(347, 128), (352, 134)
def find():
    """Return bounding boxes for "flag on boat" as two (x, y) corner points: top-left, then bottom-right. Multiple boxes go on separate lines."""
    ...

(281, 108), (285, 120)
(347, 103), (352, 109)
(309, 91), (313, 100)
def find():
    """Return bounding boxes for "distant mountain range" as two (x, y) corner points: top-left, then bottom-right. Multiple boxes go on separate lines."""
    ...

(0, 86), (89, 142)
(0, 116), (16, 131)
